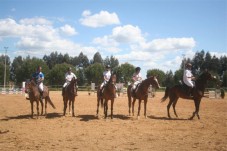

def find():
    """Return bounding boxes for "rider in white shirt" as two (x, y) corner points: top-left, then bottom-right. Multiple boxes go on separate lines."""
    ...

(131, 67), (143, 96)
(62, 67), (77, 96)
(183, 63), (195, 96)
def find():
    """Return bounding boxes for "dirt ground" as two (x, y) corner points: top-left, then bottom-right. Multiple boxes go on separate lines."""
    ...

(0, 91), (226, 151)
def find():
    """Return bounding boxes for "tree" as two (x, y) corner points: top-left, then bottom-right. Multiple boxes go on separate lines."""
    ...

(103, 55), (119, 71)
(84, 63), (104, 85)
(115, 63), (135, 84)
(163, 70), (175, 87)
(78, 52), (90, 68)
(174, 69), (184, 85)
(14, 57), (49, 85)
(48, 63), (75, 85)
(92, 52), (103, 64)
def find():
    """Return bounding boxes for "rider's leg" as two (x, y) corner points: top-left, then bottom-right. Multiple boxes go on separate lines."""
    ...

(39, 83), (44, 99)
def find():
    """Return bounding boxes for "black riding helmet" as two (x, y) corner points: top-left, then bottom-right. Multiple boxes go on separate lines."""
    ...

(106, 65), (111, 69)
(135, 67), (141, 72)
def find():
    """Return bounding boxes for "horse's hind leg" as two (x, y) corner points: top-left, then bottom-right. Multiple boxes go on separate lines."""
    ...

(167, 100), (173, 118)
(104, 100), (108, 119)
(172, 98), (179, 118)
(132, 98), (136, 116)
(36, 100), (40, 118)
(96, 97), (100, 116)
(69, 100), (71, 115)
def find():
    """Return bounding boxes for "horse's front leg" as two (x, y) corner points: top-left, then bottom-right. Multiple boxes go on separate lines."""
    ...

(44, 98), (47, 116)
(189, 99), (201, 120)
(30, 100), (34, 118)
(144, 99), (147, 118)
(111, 99), (114, 119)
(72, 99), (75, 117)
(40, 99), (44, 115)
(132, 98), (136, 116)
(137, 99), (142, 119)
(69, 100), (72, 115)
(96, 97), (100, 116)
(104, 100), (108, 119)
(128, 97), (132, 116)
(63, 98), (68, 116)
(36, 100), (40, 118)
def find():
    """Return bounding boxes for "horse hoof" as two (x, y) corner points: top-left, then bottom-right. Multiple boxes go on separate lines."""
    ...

(145, 115), (147, 119)
(137, 116), (140, 120)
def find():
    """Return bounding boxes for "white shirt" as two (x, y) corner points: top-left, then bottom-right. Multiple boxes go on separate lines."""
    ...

(132, 72), (142, 82)
(65, 72), (77, 82)
(183, 69), (194, 87)
(103, 70), (111, 82)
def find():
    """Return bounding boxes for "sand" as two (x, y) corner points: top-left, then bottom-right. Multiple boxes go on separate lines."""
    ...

(0, 91), (226, 151)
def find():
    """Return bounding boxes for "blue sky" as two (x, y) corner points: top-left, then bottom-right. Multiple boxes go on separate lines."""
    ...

(0, 0), (226, 77)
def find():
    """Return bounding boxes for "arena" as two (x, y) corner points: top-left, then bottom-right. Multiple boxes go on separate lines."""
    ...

(0, 91), (226, 151)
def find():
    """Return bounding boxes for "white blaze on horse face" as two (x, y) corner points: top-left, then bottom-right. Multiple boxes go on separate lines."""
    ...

(154, 77), (160, 88)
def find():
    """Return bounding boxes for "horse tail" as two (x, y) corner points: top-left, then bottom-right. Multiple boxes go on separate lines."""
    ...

(46, 96), (56, 109)
(161, 87), (169, 102)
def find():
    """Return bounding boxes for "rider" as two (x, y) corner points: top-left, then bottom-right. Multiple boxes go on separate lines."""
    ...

(100, 65), (118, 98)
(183, 63), (195, 97)
(32, 66), (44, 99)
(62, 67), (78, 96)
(131, 67), (143, 97)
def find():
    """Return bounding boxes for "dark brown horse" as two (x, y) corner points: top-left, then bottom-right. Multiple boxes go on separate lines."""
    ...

(127, 76), (160, 119)
(161, 70), (216, 120)
(96, 74), (117, 119)
(62, 77), (77, 117)
(25, 79), (56, 118)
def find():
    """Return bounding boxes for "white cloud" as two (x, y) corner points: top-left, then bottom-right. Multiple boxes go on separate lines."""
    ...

(79, 10), (120, 28)
(19, 17), (52, 25)
(59, 24), (77, 36)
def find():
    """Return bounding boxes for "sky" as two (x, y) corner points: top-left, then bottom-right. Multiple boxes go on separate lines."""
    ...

(0, 0), (226, 77)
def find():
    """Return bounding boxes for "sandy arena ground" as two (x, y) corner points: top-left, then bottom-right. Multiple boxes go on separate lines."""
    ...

(0, 91), (226, 151)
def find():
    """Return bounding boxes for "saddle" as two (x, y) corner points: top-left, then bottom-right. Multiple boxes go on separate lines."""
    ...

(131, 83), (141, 97)
(181, 83), (194, 97)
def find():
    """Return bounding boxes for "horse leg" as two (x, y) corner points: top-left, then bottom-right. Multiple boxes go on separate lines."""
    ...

(189, 99), (201, 120)
(36, 100), (40, 118)
(137, 99), (142, 119)
(132, 98), (136, 116)
(167, 100), (173, 119)
(96, 97), (100, 116)
(111, 99), (114, 119)
(72, 99), (75, 117)
(104, 100), (108, 119)
(44, 98), (47, 116)
(69, 100), (71, 115)
(30, 100), (34, 118)
(172, 98), (179, 118)
(40, 99), (44, 115)
(63, 99), (68, 116)
(128, 96), (132, 116)
(144, 99), (147, 118)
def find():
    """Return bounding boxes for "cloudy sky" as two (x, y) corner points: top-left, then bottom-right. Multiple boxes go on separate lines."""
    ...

(0, 0), (226, 77)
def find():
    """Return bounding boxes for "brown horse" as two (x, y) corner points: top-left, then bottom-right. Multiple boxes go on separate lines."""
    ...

(25, 79), (56, 118)
(161, 70), (216, 120)
(62, 77), (77, 117)
(96, 74), (117, 119)
(127, 76), (160, 119)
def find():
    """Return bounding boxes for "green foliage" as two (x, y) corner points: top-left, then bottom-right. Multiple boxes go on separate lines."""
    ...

(48, 63), (75, 85)
(84, 63), (104, 85)
(115, 63), (135, 84)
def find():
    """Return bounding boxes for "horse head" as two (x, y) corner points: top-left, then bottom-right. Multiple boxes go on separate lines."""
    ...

(148, 76), (160, 89)
(108, 74), (117, 85)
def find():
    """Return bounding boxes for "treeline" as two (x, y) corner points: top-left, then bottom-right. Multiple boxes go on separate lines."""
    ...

(0, 50), (226, 88)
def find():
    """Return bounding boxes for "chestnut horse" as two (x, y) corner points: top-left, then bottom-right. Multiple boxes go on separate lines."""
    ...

(62, 77), (77, 117)
(25, 79), (56, 118)
(96, 74), (117, 119)
(127, 76), (160, 119)
(161, 70), (216, 120)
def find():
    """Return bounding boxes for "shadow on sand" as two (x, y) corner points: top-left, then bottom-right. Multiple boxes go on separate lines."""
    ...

(1, 112), (62, 121)
(148, 115), (188, 121)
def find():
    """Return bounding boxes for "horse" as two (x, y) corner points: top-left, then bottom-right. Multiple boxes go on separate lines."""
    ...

(62, 77), (77, 117)
(25, 79), (56, 118)
(161, 70), (216, 120)
(96, 74), (117, 119)
(127, 76), (160, 119)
